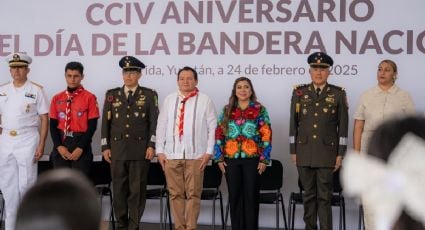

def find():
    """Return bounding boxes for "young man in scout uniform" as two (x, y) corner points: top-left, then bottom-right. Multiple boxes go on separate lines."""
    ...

(289, 52), (349, 230)
(101, 56), (159, 230)
(0, 52), (49, 230)
(49, 61), (99, 176)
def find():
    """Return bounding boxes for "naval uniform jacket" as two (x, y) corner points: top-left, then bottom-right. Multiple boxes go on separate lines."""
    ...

(289, 83), (348, 167)
(101, 85), (159, 160)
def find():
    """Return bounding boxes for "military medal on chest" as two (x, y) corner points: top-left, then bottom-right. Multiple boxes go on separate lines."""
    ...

(136, 94), (146, 106)
(25, 104), (30, 113)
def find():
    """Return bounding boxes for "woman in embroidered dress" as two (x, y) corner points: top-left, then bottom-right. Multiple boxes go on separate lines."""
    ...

(214, 76), (272, 230)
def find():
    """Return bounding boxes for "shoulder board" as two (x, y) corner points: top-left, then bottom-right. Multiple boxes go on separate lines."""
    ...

(0, 81), (10, 87)
(140, 86), (154, 92)
(30, 81), (43, 89)
(106, 87), (120, 93)
(293, 84), (308, 90)
(328, 84), (345, 91)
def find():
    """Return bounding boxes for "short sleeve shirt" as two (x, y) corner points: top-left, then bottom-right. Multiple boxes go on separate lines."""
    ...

(49, 89), (99, 132)
(0, 81), (49, 129)
(354, 84), (415, 151)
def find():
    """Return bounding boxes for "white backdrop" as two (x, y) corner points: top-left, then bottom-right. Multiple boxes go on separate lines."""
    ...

(1, 0), (425, 228)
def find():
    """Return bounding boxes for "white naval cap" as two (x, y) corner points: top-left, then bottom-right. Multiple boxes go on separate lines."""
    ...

(6, 52), (32, 67)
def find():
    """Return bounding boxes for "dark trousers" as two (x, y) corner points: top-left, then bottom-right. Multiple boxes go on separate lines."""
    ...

(50, 136), (93, 177)
(225, 158), (260, 230)
(297, 167), (334, 230)
(111, 160), (150, 230)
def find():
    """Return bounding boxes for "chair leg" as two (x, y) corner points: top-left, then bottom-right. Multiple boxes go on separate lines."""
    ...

(219, 192), (224, 230)
(339, 198), (343, 230)
(212, 198), (216, 230)
(160, 195), (164, 230)
(287, 195), (292, 230)
(0, 194), (4, 230)
(276, 195), (279, 230)
(358, 205), (365, 230)
(224, 199), (230, 230)
(342, 198), (346, 230)
(280, 194), (288, 230)
(167, 195), (172, 230)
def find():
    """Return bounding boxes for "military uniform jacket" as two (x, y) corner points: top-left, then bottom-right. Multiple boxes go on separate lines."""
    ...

(289, 83), (348, 167)
(101, 85), (159, 160)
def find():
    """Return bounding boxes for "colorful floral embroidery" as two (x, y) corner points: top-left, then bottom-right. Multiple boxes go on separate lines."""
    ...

(241, 139), (257, 156)
(214, 101), (272, 164)
(228, 121), (240, 139)
(224, 140), (239, 157)
(241, 121), (256, 138)
(259, 124), (271, 142)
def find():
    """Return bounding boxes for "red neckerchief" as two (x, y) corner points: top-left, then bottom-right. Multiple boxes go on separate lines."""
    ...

(64, 86), (84, 139)
(177, 88), (199, 141)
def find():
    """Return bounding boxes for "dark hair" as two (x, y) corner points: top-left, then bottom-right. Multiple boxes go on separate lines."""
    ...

(177, 66), (198, 81)
(367, 116), (425, 230)
(16, 169), (101, 230)
(221, 77), (258, 132)
(65, 61), (84, 75)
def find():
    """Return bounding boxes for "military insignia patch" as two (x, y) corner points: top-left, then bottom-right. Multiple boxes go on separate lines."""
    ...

(136, 100), (145, 106)
(296, 89), (303, 96)
(325, 97), (335, 103)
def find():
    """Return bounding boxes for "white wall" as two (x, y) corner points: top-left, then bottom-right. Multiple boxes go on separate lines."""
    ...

(1, 1), (424, 228)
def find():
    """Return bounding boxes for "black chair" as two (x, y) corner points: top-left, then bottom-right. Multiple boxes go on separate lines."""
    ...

(201, 162), (225, 230)
(146, 162), (172, 230)
(89, 158), (115, 230)
(257, 159), (288, 230)
(37, 160), (53, 175)
(224, 159), (288, 230)
(288, 169), (346, 230)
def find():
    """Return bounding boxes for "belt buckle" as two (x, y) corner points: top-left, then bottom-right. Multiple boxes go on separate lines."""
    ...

(65, 131), (73, 137)
(9, 130), (17, 136)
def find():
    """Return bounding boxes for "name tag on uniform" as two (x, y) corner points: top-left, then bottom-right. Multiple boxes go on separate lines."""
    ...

(25, 92), (36, 99)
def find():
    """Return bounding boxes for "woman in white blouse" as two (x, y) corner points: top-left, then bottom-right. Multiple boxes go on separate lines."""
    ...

(353, 59), (415, 229)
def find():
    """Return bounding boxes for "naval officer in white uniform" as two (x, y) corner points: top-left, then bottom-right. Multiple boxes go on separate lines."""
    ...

(0, 52), (49, 230)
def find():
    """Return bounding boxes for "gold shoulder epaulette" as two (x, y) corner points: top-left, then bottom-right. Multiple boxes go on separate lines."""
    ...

(293, 84), (308, 90)
(328, 84), (345, 91)
(140, 86), (154, 92)
(30, 81), (43, 89)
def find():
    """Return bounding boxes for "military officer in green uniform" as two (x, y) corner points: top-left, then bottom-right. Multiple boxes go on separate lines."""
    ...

(101, 56), (159, 230)
(289, 52), (348, 230)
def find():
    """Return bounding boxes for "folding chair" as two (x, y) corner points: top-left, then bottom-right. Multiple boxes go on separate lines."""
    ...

(201, 162), (225, 230)
(258, 159), (288, 230)
(89, 158), (115, 230)
(146, 162), (172, 230)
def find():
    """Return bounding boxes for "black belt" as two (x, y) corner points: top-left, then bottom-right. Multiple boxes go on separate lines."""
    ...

(61, 131), (85, 137)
